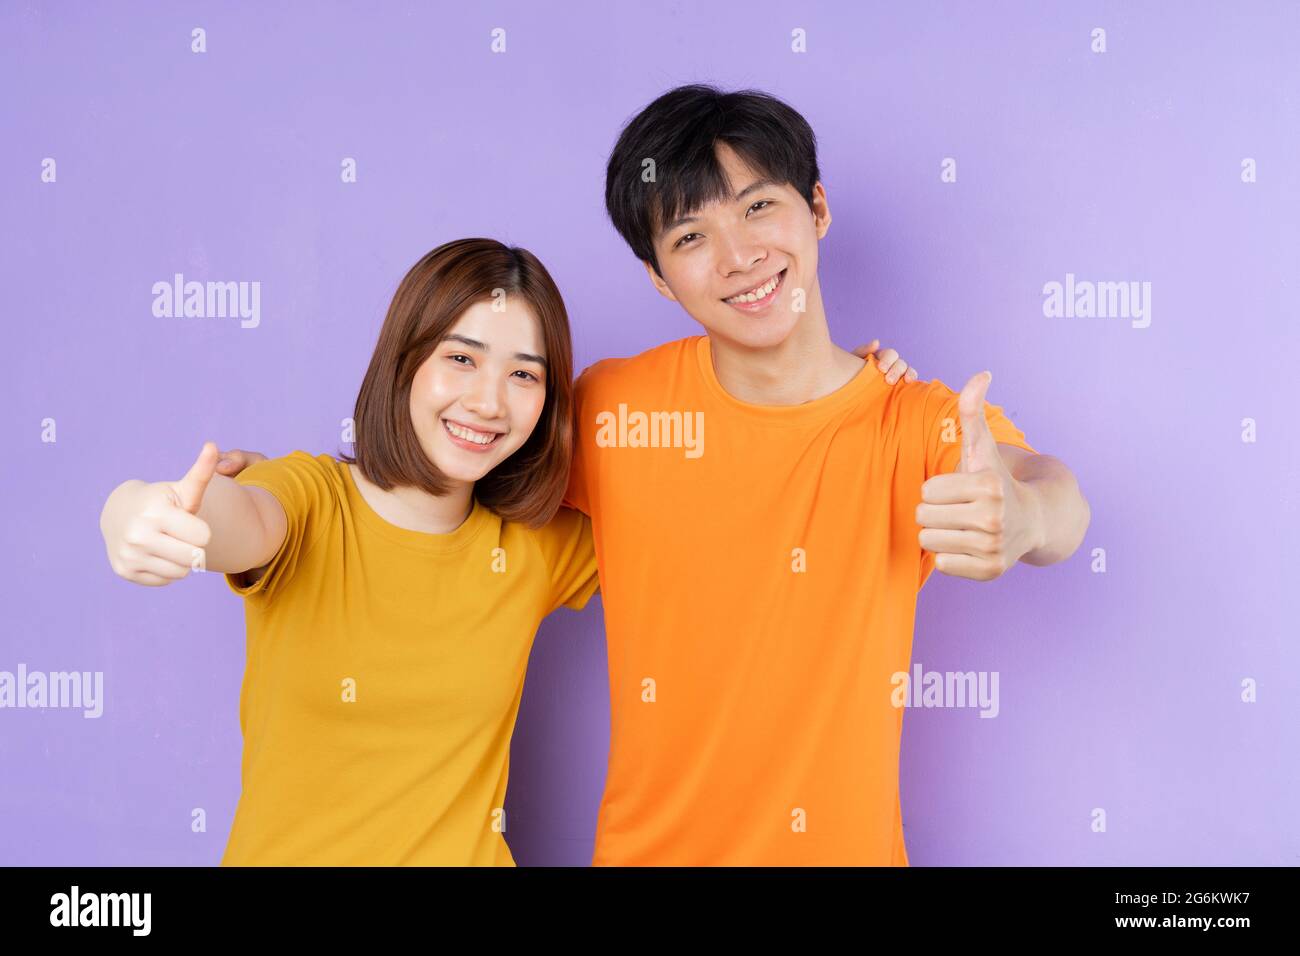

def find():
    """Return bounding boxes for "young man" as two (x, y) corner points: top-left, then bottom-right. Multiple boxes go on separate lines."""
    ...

(558, 84), (1089, 865)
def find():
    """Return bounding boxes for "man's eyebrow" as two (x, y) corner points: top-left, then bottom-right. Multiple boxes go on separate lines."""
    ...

(733, 178), (780, 202)
(660, 179), (782, 236)
(443, 333), (547, 368)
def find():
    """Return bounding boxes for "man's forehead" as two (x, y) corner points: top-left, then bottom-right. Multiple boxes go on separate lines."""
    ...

(713, 139), (762, 176)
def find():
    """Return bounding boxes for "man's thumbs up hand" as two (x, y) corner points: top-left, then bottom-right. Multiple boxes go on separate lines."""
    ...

(958, 371), (1001, 474)
(916, 372), (1042, 581)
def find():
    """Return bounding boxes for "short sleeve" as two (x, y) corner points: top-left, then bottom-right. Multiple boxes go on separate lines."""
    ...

(533, 506), (600, 614)
(224, 450), (338, 601)
(921, 378), (1039, 480)
(562, 366), (597, 516)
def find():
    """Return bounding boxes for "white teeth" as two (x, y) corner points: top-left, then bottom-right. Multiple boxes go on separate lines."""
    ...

(725, 271), (782, 304)
(444, 421), (497, 445)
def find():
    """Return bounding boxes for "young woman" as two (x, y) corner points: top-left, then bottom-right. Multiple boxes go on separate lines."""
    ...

(99, 238), (917, 866)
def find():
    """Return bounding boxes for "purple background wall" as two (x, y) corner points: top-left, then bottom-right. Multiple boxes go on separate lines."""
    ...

(2, 1), (1295, 866)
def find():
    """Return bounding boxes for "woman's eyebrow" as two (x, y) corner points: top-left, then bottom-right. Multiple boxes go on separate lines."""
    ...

(444, 333), (546, 368)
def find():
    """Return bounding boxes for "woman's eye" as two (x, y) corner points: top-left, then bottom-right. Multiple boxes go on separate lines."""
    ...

(447, 353), (472, 366)
(513, 370), (540, 383)
(748, 200), (772, 214)
(674, 233), (700, 249)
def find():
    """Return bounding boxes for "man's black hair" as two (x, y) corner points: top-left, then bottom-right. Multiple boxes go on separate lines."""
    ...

(604, 84), (822, 277)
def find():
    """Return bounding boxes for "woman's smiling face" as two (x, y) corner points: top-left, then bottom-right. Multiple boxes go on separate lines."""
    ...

(408, 297), (548, 486)
(646, 141), (832, 350)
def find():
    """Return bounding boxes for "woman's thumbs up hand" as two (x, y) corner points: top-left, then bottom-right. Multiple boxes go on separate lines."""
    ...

(99, 443), (218, 587)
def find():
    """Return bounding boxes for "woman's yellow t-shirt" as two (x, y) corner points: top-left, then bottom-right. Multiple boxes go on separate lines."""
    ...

(219, 451), (598, 866)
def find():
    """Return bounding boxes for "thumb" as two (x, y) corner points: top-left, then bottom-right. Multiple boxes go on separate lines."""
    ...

(175, 441), (220, 514)
(851, 339), (880, 359)
(957, 371), (998, 473)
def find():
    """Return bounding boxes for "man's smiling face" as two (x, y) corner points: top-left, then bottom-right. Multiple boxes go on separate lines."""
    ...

(646, 141), (831, 350)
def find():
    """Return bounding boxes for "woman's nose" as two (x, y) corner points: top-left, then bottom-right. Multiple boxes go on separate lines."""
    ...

(463, 372), (505, 418)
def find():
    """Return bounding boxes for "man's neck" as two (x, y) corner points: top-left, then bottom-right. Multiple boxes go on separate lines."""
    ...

(707, 306), (866, 407)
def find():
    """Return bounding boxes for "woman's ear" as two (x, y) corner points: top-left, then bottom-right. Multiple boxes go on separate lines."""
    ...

(643, 260), (679, 302)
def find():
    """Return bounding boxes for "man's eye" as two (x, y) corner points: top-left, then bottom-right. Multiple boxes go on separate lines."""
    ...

(748, 200), (772, 214)
(674, 233), (700, 249)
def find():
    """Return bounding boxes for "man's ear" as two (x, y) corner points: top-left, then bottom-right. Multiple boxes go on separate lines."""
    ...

(643, 260), (679, 302)
(811, 181), (832, 239)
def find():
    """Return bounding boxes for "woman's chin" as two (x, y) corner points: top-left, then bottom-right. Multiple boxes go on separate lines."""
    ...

(435, 459), (491, 484)
(439, 446), (516, 483)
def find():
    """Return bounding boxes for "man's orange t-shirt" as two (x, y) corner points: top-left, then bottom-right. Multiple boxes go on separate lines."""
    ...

(564, 335), (1038, 866)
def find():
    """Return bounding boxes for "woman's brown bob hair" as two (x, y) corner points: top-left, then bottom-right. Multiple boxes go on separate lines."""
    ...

(340, 238), (576, 528)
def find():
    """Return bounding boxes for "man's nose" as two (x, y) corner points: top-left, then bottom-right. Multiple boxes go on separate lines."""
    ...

(716, 231), (765, 276)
